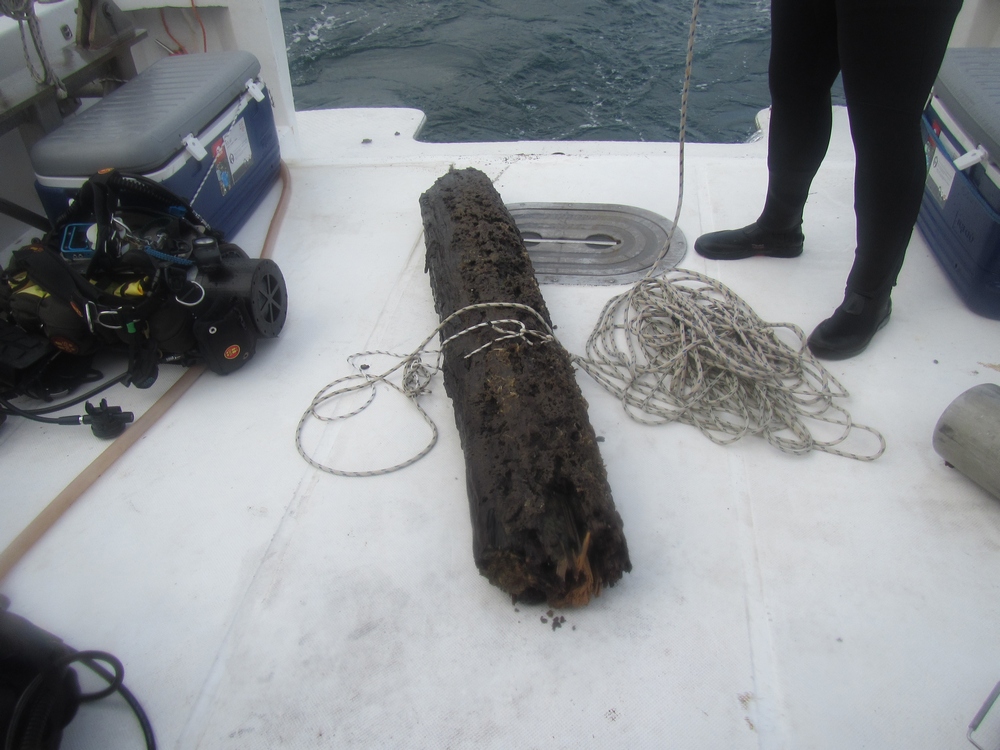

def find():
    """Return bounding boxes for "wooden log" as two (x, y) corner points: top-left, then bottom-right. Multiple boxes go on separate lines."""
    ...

(420, 167), (631, 607)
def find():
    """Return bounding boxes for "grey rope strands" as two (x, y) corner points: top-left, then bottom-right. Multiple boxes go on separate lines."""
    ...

(296, 302), (556, 477)
(571, 0), (885, 460)
(573, 270), (886, 459)
(0, 0), (67, 96)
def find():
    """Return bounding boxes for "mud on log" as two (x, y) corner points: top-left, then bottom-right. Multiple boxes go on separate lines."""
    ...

(420, 167), (631, 607)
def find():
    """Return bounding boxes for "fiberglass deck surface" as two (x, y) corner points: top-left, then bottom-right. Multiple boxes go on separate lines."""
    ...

(2, 107), (999, 749)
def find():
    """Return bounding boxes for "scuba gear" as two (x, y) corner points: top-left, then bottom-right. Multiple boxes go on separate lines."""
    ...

(0, 394), (134, 438)
(0, 169), (287, 436)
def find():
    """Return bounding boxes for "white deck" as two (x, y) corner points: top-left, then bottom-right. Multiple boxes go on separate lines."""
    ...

(3, 106), (1000, 749)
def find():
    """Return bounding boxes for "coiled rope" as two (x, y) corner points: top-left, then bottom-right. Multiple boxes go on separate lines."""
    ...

(298, 0), (885, 473)
(574, 270), (885, 459)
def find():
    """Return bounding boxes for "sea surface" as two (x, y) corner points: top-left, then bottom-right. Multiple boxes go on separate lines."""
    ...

(279, 0), (778, 143)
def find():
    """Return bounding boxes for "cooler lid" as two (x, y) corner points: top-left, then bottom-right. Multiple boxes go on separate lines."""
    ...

(30, 51), (261, 177)
(934, 48), (1000, 163)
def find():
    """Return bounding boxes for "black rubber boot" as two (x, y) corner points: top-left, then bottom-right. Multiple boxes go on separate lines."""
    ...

(694, 222), (804, 260)
(807, 290), (892, 360)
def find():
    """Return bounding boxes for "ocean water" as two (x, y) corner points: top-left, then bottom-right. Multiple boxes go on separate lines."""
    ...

(279, 0), (775, 143)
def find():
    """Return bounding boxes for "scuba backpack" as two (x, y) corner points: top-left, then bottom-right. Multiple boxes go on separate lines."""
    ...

(0, 170), (287, 430)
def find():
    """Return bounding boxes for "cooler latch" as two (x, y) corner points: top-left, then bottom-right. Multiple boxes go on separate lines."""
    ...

(245, 78), (265, 103)
(953, 145), (989, 171)
(182, 134), (208, 162)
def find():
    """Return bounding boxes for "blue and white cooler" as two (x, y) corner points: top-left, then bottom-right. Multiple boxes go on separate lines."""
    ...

(918, 47), (1000, 319)
(29, 50), (281, 240)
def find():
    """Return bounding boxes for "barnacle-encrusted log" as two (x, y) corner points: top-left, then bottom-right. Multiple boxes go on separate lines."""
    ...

(420, 167), (631, 606)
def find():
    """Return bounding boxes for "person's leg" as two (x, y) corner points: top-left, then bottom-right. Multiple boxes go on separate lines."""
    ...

(695, 0), (840, 260)
(761, 0), (841, 230)
(840, 0), (963, 293)
(807, 0), (963, 359)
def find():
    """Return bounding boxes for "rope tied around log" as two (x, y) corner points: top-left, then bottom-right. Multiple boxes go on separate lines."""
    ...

(298, 268), (884, 477)
(295, 302), (555, 477)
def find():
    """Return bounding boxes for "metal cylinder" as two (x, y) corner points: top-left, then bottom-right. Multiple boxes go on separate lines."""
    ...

(933, 383), (1000, 500)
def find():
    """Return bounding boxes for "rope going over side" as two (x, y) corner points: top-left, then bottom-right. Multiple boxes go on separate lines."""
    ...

(570, 0), (885, 461)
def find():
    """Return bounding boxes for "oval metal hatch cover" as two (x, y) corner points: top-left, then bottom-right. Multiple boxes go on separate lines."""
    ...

(506, 202), (687, 285)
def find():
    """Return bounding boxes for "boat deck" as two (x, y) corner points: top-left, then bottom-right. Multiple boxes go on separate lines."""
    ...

(2, 106), (999, 749)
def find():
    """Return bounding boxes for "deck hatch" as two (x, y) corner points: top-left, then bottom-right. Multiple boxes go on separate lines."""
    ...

(507, 202), (687, 285)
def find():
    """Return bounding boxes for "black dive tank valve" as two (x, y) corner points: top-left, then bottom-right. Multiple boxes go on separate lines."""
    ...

(188, 236), (288, 339)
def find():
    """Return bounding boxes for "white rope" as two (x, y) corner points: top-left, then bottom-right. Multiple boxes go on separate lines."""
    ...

(574, 270), (885, 460)
(296, 303), (555, 477)
(1, 0), (67, 96)
(571, 0), (885, 461)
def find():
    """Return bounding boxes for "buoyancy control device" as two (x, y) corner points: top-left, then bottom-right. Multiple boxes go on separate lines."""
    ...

(0, 170), (287, 436)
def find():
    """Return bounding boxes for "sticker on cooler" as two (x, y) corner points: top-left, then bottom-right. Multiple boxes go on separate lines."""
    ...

(928, 148), (955, 205)
(213, 117), (254, 196)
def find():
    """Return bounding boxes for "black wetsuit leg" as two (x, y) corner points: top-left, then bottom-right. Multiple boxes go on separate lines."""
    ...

(761, 0), (841, 231)
(766, 0), (962, 293)
(835, 0), (963, 295)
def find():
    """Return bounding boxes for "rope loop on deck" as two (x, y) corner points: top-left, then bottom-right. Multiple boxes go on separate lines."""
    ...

(295, 302), (555, 477)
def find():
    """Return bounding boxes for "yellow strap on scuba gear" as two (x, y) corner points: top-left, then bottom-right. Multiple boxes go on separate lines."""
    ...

(8, 273), (49, 299)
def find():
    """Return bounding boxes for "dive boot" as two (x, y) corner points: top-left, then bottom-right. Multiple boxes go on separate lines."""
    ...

(694, 222), (804, 260)
(807, 291), (892, 360)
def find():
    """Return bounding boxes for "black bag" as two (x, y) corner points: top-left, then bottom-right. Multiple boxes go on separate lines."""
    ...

(0, 597), (155, 749)
(0, 599), (80, 749)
